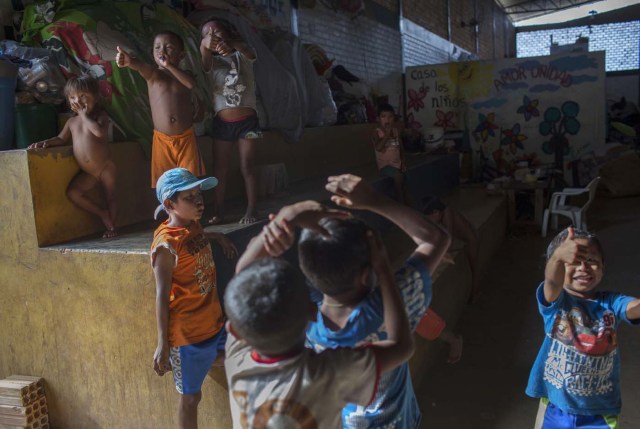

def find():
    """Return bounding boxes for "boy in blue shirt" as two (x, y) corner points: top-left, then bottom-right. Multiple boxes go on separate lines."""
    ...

(300, 174), (451, 428)
(526, 227), (640, 428)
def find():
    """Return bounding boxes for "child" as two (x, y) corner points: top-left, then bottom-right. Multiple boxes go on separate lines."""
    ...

(372, 103), (411, 205)
(224, 199), (415, 427)
(28, 75), (118, 238)
(526, 227), (640, 428)
(422, 196), (479, 302)
(199, 19), (261, 225)
(300, 174), (451, 428)
(116, 31), (205, 187)
(150, 168), (237, 429)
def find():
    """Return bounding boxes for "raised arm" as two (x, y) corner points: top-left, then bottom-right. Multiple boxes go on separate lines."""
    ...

(372, 128), (390, 152)
(235, 201), (351, 273)
(116, 46), (156, 81)
(151, 247), (174, 377)
(365, 231), (414, 373)
(326, 174), (451, 274)
(544, 227), (588, 303)
(626, 299), (640, 321)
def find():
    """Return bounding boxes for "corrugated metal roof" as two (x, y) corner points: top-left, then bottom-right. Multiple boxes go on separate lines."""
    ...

(496, 0), (602, 22)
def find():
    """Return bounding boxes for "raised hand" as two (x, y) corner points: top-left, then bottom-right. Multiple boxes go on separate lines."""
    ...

(115, 46), (131, 68)
(278, 200), (351, 237)
(201, 27), (221, 52)
(215, 39), (234, 56)
(325, 174), (378, 209)
(555, 227), (589, 265)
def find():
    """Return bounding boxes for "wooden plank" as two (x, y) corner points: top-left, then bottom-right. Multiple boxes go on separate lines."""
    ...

(0, 396), (46, 418)
(3, 379), (43, 391)
(0, 413), (47, 429)
(0, 391), (44, 407)
(0, 384), (27, 399)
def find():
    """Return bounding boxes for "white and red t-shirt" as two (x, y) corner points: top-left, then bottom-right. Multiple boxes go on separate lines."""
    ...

(225, 333), (380, 428)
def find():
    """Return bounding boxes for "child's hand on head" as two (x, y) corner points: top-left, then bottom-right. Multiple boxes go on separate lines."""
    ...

(555, 227), (589, 265)
(115, 46), (131, 68)
(326, 174), (377, 209)
(262, 217), (295, 257)
(280, 201), (351, 236)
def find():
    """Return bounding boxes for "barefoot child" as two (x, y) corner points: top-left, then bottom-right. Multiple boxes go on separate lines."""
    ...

(116, 31), (205, 187)
(199, 19), (261, 225)
(28, 75), (118, 238)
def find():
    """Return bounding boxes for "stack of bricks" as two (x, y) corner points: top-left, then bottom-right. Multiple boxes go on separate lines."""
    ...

(0, 376), (48, 429)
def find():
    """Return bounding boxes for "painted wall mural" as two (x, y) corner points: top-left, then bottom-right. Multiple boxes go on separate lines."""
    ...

(405, 52), (606, 181)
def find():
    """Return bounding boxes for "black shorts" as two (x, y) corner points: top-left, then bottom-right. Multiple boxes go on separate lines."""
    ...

(211, 112), (262, 142)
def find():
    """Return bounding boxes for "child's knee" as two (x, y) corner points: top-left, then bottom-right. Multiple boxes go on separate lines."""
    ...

(180, 391), (202, 408)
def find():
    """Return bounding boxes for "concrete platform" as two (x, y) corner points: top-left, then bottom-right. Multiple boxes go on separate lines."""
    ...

(0, 124), (507, 427)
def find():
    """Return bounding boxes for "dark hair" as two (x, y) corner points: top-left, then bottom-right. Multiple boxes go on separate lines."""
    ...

(154, 30), (184, 50)
(421, 196), (446, 215)
(64, 75), (100, 98)
(377, 103), (395, 116)
(298, 218), (370, 296)
(200, 18), (239, 39)
(546, 228), (605, 264)
(224, 258), (309, 355)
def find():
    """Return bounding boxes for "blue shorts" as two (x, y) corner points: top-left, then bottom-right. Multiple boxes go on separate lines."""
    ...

(535, 398), (619, 429)
(169, 329), (226, 395)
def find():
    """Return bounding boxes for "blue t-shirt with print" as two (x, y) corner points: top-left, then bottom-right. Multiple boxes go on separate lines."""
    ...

(306, 257), (431, 429)
(526, 283), (639, 415)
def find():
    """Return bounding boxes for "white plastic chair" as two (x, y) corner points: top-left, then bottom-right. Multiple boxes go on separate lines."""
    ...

(541, 177), (601, 237)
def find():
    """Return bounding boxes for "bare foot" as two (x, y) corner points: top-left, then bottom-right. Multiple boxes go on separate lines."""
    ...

(446, 334), (463, 364)
(103, 228), (118, 239)
(239, 215), (258, 225)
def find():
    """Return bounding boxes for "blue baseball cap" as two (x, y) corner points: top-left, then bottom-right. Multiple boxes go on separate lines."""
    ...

(154, 168), (218, 219)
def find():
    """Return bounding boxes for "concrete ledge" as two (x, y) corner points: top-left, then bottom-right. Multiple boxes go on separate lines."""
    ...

(24, 124), (378, 246)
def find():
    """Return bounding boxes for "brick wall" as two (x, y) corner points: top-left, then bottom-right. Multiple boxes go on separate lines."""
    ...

(404, 0), (449, 41)
(517, 21), (640, 71)
(297, 5), (402, 85)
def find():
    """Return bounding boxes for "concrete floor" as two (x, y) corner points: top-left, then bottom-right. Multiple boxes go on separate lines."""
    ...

(416, 195), (640, 428)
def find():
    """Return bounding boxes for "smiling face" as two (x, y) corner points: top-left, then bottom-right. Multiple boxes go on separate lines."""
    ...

(166, 187), (205, 225)
(563, 239), (604, 298)
(153, 33), (184, 68)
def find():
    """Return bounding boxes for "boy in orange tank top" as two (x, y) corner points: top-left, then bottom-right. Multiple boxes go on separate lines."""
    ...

(150, 168), (237, 429)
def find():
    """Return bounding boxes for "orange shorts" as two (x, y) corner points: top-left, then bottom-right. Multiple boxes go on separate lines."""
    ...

(415, 308), (447, 341)
(151, 128), (205, 187)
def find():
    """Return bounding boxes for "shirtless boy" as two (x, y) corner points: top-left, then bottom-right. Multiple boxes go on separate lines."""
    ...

(116, 30), (205, 187)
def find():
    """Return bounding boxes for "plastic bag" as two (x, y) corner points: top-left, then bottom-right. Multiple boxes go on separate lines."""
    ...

(0, 40), (66, 104)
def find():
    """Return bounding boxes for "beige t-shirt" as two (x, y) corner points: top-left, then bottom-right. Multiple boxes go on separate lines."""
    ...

(209, 51), (257, 114)
(225, 333), (380, 428)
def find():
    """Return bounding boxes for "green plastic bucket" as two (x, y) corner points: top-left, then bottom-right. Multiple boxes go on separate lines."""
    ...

(14, 103), (58, 149)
